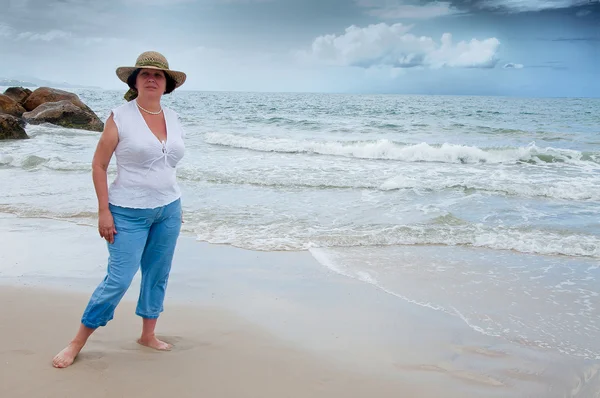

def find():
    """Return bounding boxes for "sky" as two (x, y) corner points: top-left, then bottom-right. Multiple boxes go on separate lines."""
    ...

(0, 0), (598, 97)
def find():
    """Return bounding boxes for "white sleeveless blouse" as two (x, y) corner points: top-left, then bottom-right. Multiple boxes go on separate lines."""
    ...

(107, 100), (185, 209)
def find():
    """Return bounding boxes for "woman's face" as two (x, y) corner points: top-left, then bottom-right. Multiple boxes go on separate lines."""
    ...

(136, 68), (167, 99)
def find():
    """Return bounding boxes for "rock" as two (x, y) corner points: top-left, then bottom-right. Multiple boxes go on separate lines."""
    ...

(23, 87), (94, 114)
(3, 86), (104, 133)
(3, 87), (33, 106)
(0, 94), (26, 117)
(0, 114), (29, 140)
(22, 100), (104, 132)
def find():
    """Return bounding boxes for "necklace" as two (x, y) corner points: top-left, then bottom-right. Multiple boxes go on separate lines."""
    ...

(136, 101), (163, 115)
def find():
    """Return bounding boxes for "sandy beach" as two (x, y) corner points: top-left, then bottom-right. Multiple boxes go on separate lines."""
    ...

(1, 213), (599, 397)
(1, 286), (443, 398)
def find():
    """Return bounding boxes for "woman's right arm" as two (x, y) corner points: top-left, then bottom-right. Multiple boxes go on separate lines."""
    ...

(92, 113), (119, 243)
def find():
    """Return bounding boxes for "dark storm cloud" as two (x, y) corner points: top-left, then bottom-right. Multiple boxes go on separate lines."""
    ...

(432, 0), (592, 12)
(355, 0), (595, 18)
(550, 36), (600, 41)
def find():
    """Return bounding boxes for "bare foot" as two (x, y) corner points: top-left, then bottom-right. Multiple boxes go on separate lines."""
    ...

(52, 342), (84, 368)
(137, 336), (172, 351)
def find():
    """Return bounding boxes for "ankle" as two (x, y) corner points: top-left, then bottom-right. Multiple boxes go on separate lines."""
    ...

(140, 333), (156, 341)
(69, 339), (86, 348)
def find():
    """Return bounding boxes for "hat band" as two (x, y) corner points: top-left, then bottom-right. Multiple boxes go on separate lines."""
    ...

(136, 60), (169, 69)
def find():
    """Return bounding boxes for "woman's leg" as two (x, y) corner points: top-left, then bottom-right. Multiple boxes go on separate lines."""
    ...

(52, 205), (151, 368)
(136, 199), (182, 350)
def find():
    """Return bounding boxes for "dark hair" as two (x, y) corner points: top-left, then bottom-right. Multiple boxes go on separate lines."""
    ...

(126, 68), (177, 95)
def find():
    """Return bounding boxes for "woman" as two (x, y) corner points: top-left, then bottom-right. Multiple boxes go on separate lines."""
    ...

(53, 51), (187, 368)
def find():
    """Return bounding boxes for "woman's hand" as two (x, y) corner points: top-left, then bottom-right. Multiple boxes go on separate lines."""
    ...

(98, 209), (117, 244)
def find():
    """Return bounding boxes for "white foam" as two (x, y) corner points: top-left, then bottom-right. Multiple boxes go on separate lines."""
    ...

(0, 154), (14, 165)
(379, 169), (600, 201)
(204, 133), (599, 166)
(0, 152), (88, 172)
(193, 218), (600, 258)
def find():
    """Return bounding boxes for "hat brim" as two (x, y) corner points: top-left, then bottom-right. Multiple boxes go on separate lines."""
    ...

(116, 65), (186, 89)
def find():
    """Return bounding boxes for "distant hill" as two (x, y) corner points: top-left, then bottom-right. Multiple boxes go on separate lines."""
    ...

(0, 76), (102, 90)
(0, 79), (37, 87)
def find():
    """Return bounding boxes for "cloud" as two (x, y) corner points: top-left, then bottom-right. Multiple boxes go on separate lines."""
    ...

(522, 61), (568, 70)
(217, 0), (276, 2)
(503, 62), (524, 68)
(473, 0), (590, 12)
(576, 9), (592, 16)
(123, 0), (271, 5)
(550, 36), (600, 42)
(357, 0), (593, 15)
(3, 0), (122, 36)
(300, 23), (500, 70)
(0, 23), (15, 37)
(17, 30), (72, 41)
(123, 0), (197, 4)
(357, 0), (463, 19)
(0, 22), (94, 43)
(0, 20), (125, 51)
(529, 65), (568, 70)
(168, 46), (334, 92)
(8, 0), (31, 9)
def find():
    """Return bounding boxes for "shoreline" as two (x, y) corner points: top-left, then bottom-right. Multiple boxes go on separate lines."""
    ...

(2, 285), (449, 398)
(1, 212), (599, 397)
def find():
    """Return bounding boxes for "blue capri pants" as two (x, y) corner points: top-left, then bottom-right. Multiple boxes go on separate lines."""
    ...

(81, 198), (182, 329)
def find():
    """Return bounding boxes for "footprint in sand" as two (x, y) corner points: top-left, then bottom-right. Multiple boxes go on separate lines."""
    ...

(78, 351), (105, 361)
(82, 357), (109, 371)
(156, 335), (214, 352)
(118, 335), (211, 352)
(71, 351), (108, 370)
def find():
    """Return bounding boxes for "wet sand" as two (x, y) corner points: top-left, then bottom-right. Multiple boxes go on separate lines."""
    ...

(1, 213), (598, 397)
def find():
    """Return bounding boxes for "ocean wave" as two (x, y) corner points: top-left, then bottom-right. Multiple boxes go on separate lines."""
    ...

(24, 123), (100, 137)
(191, 215), (600, 257)
(176, 166), (600, 201)
(204, 133), (598, 166)
(379, 175), (600, 201)
(0, 205), (97, 222)
(176, 167), (380, 190)
(3, 153), (596, 201)
(242, 116), (322, 128)
(0, 154), (90, 172)
(5, 201), (595, 258)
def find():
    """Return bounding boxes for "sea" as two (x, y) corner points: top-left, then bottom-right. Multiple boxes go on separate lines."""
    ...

(1, 88), (599, 362)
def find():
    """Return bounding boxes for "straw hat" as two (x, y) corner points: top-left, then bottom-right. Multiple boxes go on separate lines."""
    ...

(116, 51), (186, 100)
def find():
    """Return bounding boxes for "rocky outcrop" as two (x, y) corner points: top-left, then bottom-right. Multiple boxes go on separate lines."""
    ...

(0, 86), (104, 139)
(0, 114), (28, 140)
(22, 100), (104, 132)
(3, 87), (32, 106)
(23, 87), (93, 113)
(0, 94), (26, 117)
